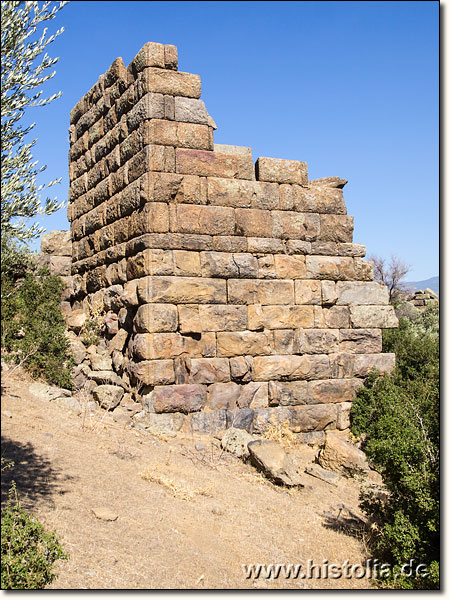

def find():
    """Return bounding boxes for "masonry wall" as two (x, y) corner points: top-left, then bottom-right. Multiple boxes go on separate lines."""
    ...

(67, 42), (398, 434)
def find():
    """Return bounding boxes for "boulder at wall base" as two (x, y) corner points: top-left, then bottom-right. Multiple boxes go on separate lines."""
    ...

(247, 439), (305, 487)
(221, 427), (256, 459)
(92, 385), (124, 410)
(317, 431), (370, 478)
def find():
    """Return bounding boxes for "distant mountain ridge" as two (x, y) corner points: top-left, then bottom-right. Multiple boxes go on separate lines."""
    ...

(404, 276), (439, 296)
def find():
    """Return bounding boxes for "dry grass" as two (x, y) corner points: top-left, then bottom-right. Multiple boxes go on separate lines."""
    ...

(261, 419), (299, 450)
(1, 367), (374, 590)
(140, 464), (213, 501)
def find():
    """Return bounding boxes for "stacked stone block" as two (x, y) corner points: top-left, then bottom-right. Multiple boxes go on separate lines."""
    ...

(67, 42), (398, 434)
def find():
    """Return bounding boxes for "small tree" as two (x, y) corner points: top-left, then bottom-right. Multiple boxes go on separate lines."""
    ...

(1, 0), (67, 275)
(368, 254), (410, 303)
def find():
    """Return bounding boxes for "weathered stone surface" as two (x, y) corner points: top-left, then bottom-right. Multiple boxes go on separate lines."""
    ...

(174, 97), (209, 125)
(141, 68), (201, 98)
(89, 349), (113, 371)
(131, 42), (165, 71)
(254, 355), (330, 381)
(308, 379), (363, 404)
(173, 250), (201, 276)
(137, 276), (226, 304)
(88, 370), (129, 389)
(176, 148), (253, 179)
(107, 329), (129, 354)
(129, 359), (175, 385)
(336, 401), (352, 430)
(237, 382), (268, 408)
(256, 157), (308, 185)
(350, 305), (399, 328)
(229, 356), (254, 382)
(92, 385), (124, 410)
(217, 331), (273, 357)
(41, 231), (72, 256)
(269, 381), (309, 406)
(272, 211), (319, 241)
(318, 431), (370, 477)
(294, 280), (322, 305)
(273, 255), (306, 279)
(318, 214), (353, 242)
(336, 282), (389, 305)
(228, 279), (295, 305)
(294, 329), (340, 354)
(221, 427), (255, 458)
(66, 309), (87, 333)
(173, 204), (235, 236)
(132, 332), (216, 360)
(290, 403), (338, 432)
(247, 305), (313, 331)
(306, 256), (355, 280)
(352, 353), (396, 377)
(339, 329), (382, 353)
(152, 384), (206, 413)
(134, 303), (178, 332)
(189, 358), (231, 384)
(143, 119), (212, 150)
(248, 439), (305, 486)
(66, 331), (87, 364)
(207, 382), (240, 410)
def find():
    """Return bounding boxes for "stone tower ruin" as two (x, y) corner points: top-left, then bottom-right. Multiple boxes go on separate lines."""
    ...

(67, 42), (398, 434)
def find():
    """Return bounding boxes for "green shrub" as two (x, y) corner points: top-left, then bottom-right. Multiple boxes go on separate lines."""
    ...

(1, 459), (68, 589)
(1, 268), (73, 388)
(351, 305), (439, 589)
(1, 486), (68, 589)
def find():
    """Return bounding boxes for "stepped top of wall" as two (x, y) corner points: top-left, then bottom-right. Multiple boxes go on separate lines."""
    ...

(69, 42), (346, 188)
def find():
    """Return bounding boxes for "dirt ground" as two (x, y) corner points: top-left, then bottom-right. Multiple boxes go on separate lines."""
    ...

(1, 367), (375, 590)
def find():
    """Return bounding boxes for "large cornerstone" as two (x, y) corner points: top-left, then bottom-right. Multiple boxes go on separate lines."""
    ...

(67, 42), (398, 434)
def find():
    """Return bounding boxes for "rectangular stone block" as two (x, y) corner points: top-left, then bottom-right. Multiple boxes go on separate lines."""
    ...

(178, 305), (247, 333)
(131, 42), (165, 72)
(308, 379), (363, 404)
(294, 329), (340, 354)
(254, 355), (330, 381)
(269, 381), (309, 406)
(339, 329), (383, 353)
(272, 211), (319, 241)
(306, 256), (355, 280)
(247, 237), (285, 254)
(153, 384), (206, 413)
(164, 44), (178, 70)
(173, 250), (201, 276)
(323, 306), (351, 328)
(256, 157), (308, 184)
(189, 358), (231, 384)
(200, 251), (238, 278)
(137, 276), (227, 304)
(146, 172), (208, 205)
(290, 404), (338, 432)
(273, 255), (306, 279)
(207, 178), (279, 210)
(213, 236), (248, 253)
(350, 306), (399, 328)
(352, 353), (396, 377)
(206, 382), (240, 411)
(280, 184), (346, 214)
(172, 204), (235, 236)
(273, 329), (295, 354)
(126, 249), (174, 279)
(235, 208), (273, 237)
(294, 280), (322, 305)
(129, 359), (175, 386)
(247, 305), (315, 330)
(176, 148), (254, 180)
(228, 279), (295, 305)
(174, 97), (209, 125)
(141, 119), (212, 150)
(217, 331), (273, 357)
(134, 303), (178, 333)
(237, 382), (268, 409)
(127, 93), (165, 131)
(133, 331), (216, 360)
(335, 281), (389, 305)
(318, 214), (354, 242)
(141, 68), (201, 98)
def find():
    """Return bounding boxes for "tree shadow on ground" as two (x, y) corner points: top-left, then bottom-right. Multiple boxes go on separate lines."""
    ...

(1, 436), (72, 510)
(321, 507), (367, 539)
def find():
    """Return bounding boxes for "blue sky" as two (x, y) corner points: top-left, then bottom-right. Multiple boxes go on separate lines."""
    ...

(26, 0), (438, 280)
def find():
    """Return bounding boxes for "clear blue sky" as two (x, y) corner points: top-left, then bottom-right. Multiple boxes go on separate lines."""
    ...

(28, 0), (438, 281)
